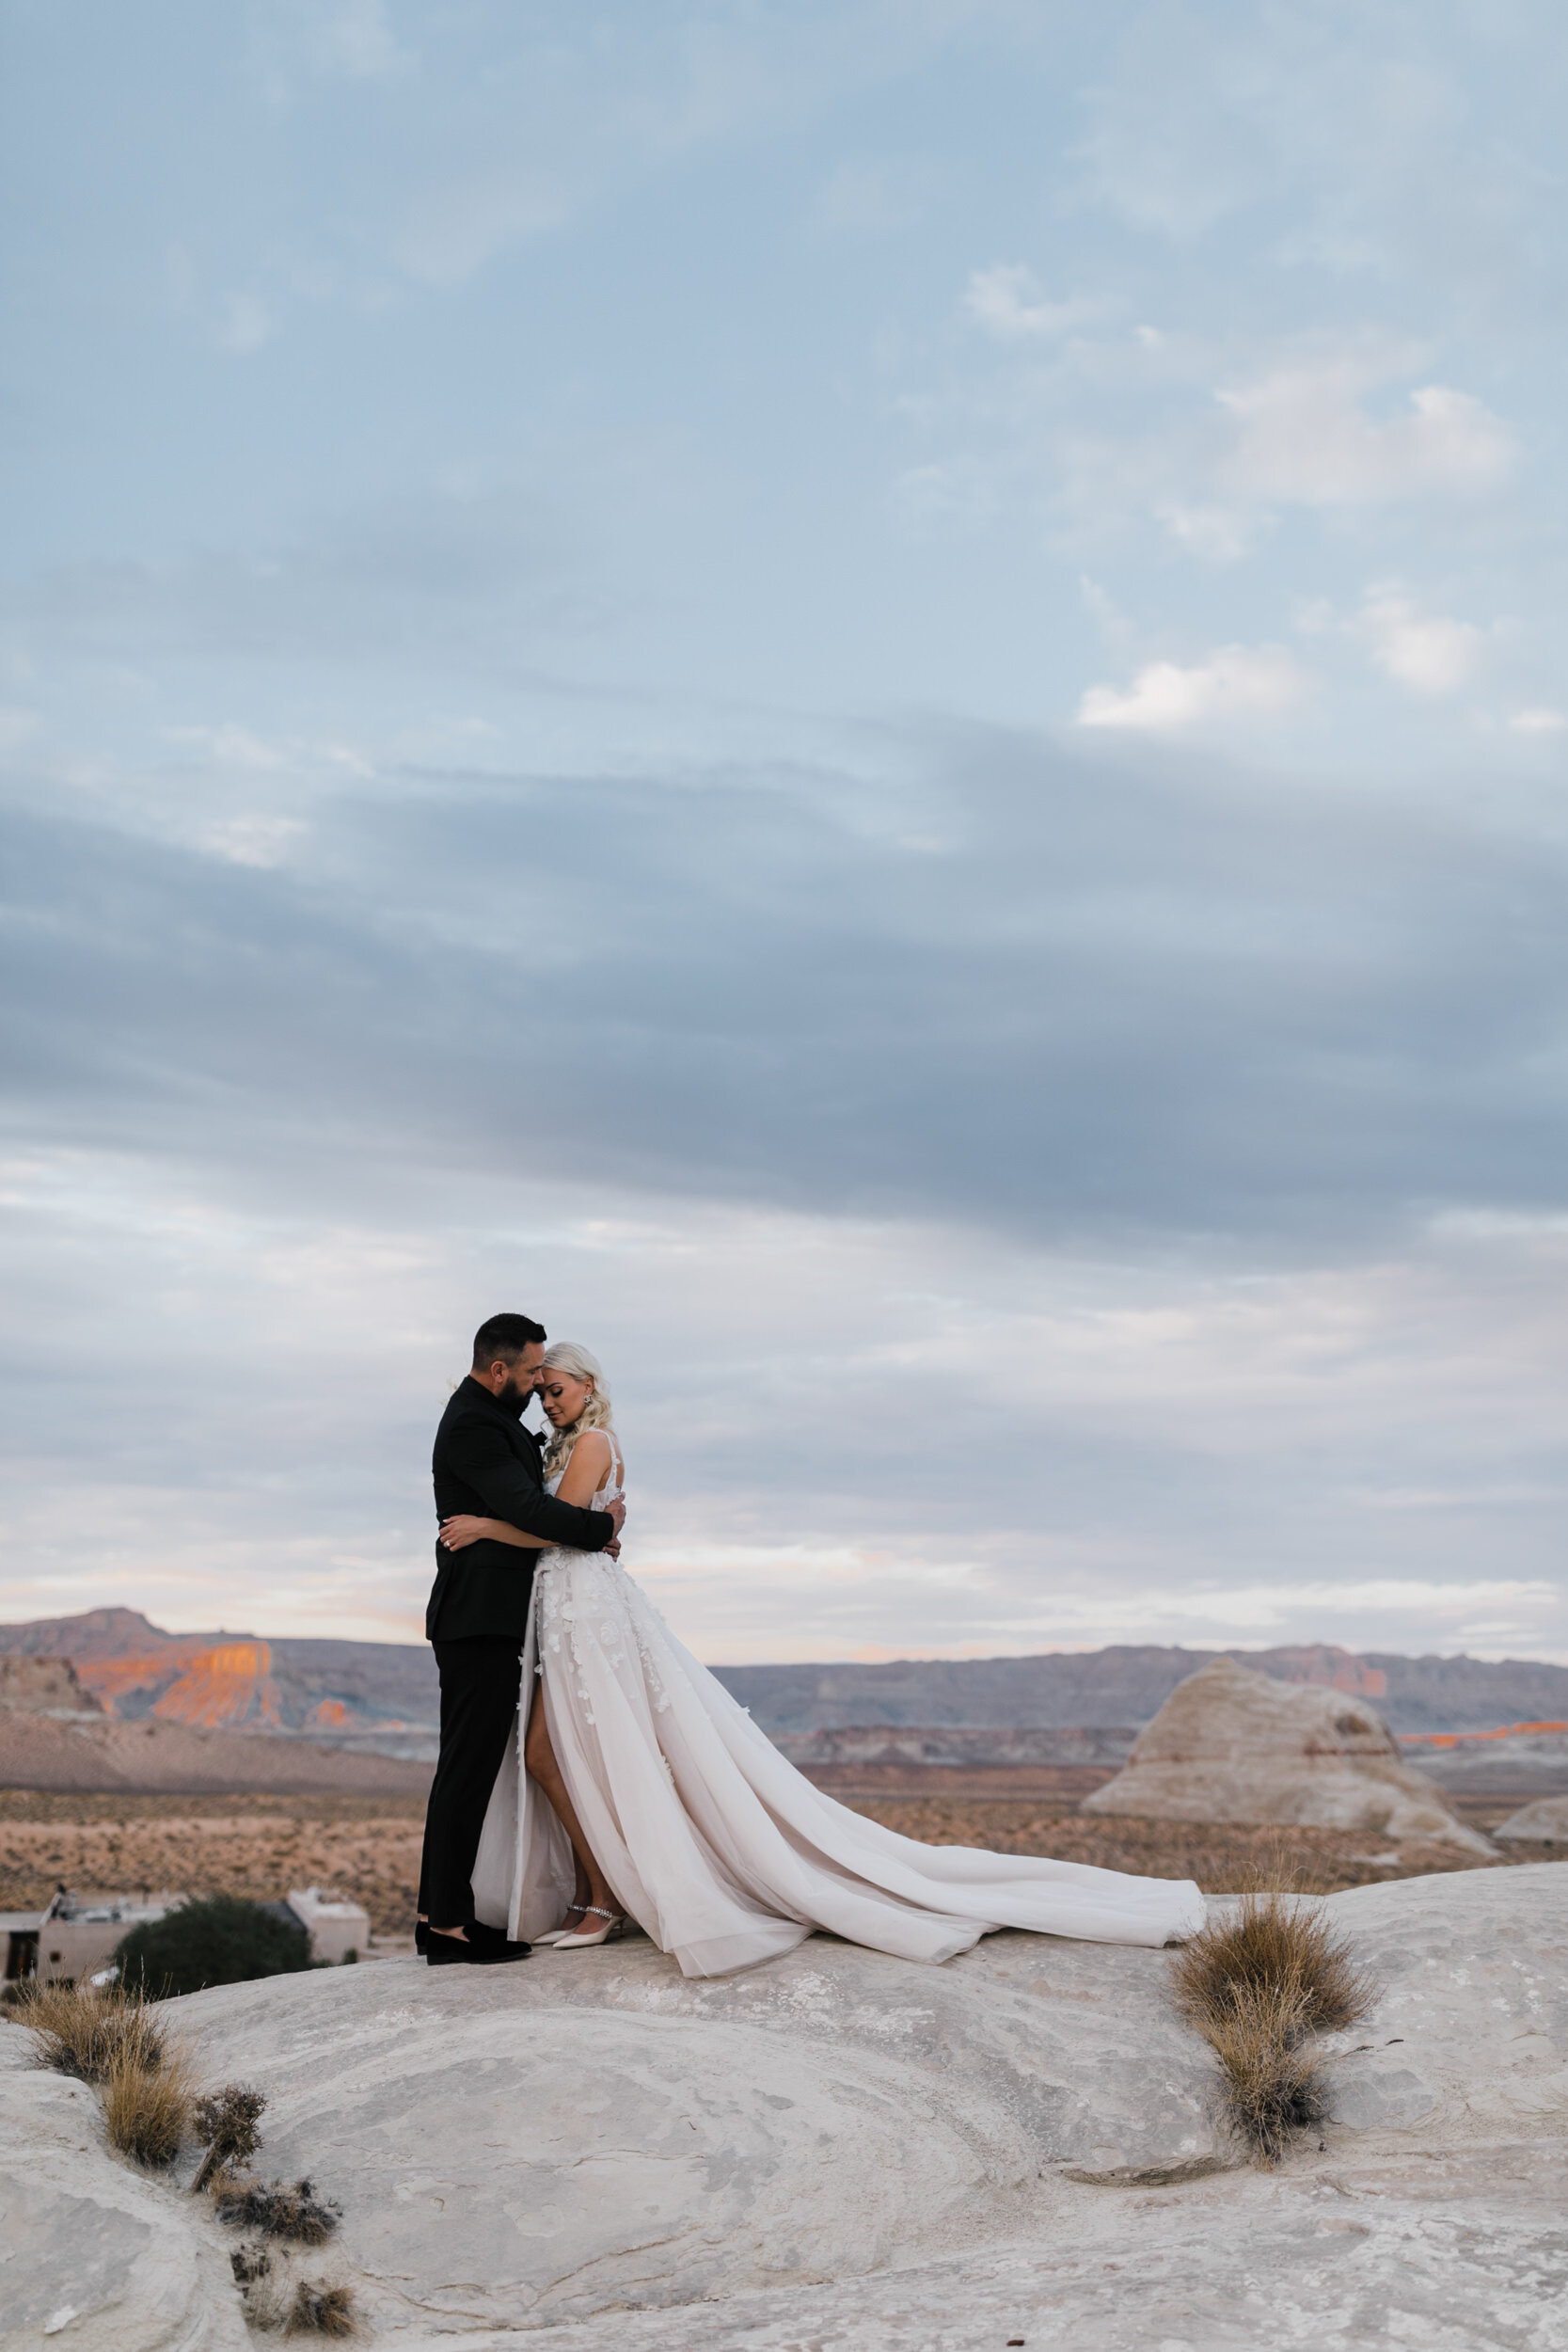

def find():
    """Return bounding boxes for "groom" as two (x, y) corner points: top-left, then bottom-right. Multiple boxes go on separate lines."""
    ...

(416, 1311), (626, 1967)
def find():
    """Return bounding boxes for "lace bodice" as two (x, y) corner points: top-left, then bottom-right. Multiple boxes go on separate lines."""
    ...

(544, 1428), (624, 1512)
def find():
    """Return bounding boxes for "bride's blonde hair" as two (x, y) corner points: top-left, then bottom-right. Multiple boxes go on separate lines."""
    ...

(541, 1341), (615, 1478)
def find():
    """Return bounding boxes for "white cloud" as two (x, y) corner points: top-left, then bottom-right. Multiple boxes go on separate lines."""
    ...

(1354, 587), (1483, 695)
(1155, 501), (1261, 563)
(964, 263), (1106, 342)
(199, 814), (308, 868)
(1510, 707), (1568, 736)
(1219, 350), (1513, 506)
(396, 175), (566, 286)
(221, 294), (275, 354)
(311, 0), (413, 80)
(1077, 644), (1309, 731)
(814, 156), (935, 235)
(251, 0), (415, 90)
(166, 723), (287, 770)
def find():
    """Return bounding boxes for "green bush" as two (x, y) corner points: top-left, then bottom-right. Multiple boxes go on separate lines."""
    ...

(114, 1897), (312, 2000)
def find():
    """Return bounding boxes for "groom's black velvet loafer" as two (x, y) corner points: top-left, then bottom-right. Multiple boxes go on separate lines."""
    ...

(467, 1919), (531, 1957)
(424, 1926), (532, 1966)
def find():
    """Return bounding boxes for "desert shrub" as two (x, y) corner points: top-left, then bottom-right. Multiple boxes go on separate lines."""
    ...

(283, 2281), (357, 2338)
(115, 1896), (311, 2000)
(17, 1979), (166, 2084)
(1170, 1892), (1375, 2164)
(1199, 1983), (1330, 2165)
(1172, 1892), (1375, 2040)
(214, 2175), (342, 2245)
(193, 2082), (268, 2191)
(102, 2042), (195, 2168)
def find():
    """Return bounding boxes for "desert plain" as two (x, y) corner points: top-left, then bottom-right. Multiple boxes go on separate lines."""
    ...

(0, 1775), (1547, 1950)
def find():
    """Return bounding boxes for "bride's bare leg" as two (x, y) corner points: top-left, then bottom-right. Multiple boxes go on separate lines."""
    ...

(524, 1683), (618, 1923)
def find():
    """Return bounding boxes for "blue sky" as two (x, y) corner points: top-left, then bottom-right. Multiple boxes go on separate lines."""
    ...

(4, 1), (1567, 1664)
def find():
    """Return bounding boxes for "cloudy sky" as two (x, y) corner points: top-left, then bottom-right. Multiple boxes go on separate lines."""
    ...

(4, 1), (1567, 1665)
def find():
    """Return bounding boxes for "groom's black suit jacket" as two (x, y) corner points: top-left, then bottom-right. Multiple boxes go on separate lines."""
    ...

(425, 1376), (615, 1643)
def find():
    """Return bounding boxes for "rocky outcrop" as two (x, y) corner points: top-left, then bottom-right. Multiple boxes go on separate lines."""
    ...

(1081, 1658), (1493, 1850)
(0, 1657), (103, 1716)
(3, 1867), (1565, 2350)
(0, 2061), (246, 2352)
(1496, 1795), (1568, 1844)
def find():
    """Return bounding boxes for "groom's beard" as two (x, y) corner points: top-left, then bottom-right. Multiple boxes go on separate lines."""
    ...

(496, 1374), (535, 1419)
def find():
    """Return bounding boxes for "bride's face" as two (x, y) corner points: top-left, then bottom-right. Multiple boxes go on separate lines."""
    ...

(541, 1368), (594, 1427)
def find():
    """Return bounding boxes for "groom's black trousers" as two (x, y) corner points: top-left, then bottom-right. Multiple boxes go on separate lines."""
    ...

(417, 1636), (524, 1929)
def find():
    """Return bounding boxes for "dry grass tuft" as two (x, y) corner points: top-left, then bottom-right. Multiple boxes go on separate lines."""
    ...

(17, 1979), (166, 2085)
(214, 2175), (342, 2245)
(102, 2042), (196, 2168)
(1172, 1890), (1376, 2041)
(193, 2083), (268, 2192)
(1200, 1983), (1329, 2165)
(17, 1975), (197, 2168)
(283, 2281), (358, 2339)
(1230, 1839), (1338, 1899)
(1171, 1891), (1376, 2165)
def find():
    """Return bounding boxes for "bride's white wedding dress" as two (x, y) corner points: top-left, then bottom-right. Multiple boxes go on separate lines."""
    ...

(472, 1436), (1205, 1977)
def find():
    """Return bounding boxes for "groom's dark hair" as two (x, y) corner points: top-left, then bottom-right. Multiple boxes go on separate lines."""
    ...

(471, 1311), (546, 1369)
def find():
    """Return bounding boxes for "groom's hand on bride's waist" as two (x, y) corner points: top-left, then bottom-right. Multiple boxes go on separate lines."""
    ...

(603, 1497), (626, 1547)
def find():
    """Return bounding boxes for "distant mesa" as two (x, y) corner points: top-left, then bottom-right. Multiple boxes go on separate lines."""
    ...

(1083, 1658), (1493, 1851)
(0, 1607), (440, 1761)
(0, 1647), (434, 1797)
(713, 1641), (1568, 1740)
(3, 1613), (1568, 1796)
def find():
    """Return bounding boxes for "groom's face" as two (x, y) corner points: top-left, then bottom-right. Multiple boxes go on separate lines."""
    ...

(491, 1342), (545, 1417)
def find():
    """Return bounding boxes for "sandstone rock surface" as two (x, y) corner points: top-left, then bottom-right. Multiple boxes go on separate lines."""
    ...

(1497, 1794), (1568, 1843)
(0, 2048), (245, 2352)
(4, 1866), (1565, 2350)
(1083, 1657), (1492, 1849)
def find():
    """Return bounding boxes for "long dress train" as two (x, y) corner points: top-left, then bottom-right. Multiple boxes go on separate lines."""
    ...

(471, 1441), (1206, 1977)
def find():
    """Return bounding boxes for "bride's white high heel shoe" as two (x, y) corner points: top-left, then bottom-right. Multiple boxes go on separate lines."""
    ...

(531, 1907), (589, 1947)
(553, 1905), (626, 1949)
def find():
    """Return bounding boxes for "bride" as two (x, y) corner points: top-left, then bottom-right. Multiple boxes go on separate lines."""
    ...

(441, 1342), (1206, 1978)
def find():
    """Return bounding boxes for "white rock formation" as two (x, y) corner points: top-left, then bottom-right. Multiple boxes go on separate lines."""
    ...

(0, 2060), (246, 2351)
(4, 1866), (1566, 2349)
(1082, 1657), (1493, 1850)
(1497, 1794), (1568, 1844)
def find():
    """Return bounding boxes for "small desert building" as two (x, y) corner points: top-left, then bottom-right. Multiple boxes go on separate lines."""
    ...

(288, 1884), (371, 1963)
(33, 1889), (186, 1982)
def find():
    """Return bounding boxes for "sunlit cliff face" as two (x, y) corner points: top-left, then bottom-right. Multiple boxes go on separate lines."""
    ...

(80, 1643), (282, 1730)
